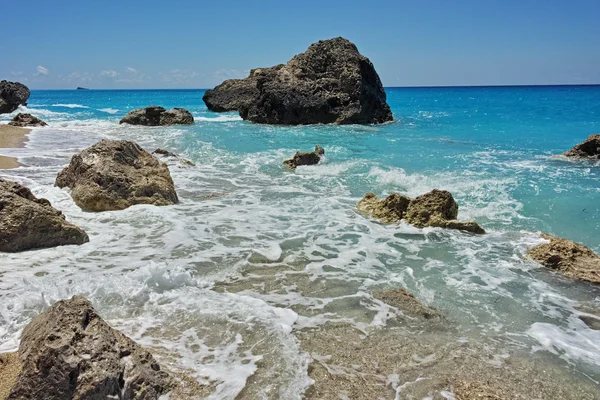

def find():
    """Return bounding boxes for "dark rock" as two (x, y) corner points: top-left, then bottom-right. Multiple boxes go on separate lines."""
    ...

(0, 81), (30, 114)
(119, 106), (194, 126)
(284, 145), (325, 169)
(6, 296), (172, 400)
(527, 233), (600, 284)
(152, 148), (178, 158)
(563, 134), (600, 159)
(8, 113), (48, 127)
(0, 179), (89, 252)
(55, 139), (179, 211)
(357, 189), (485, 234)
(204, 37), (393, 125)
(76, 87), (89, 90)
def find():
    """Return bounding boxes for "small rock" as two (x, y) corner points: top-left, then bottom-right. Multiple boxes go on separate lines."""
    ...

(284, 145), (325, 169)
(0, 179), (89, 252)
(55, 139), (178, 211)
(8, 113), (47, 127)
(119, 106), (194, 126)
(153, 148), (178, 158)
(357, 192), (411, 224)
(374, 289), (442, 320)
(563, 134), (600, 159)
(5, 296), (172, 400)
(527, 233), (600, 284)
(0, 81), (30, 114)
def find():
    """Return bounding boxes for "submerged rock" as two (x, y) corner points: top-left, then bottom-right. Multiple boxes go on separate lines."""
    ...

(0, 179), (89, 252)
(284, 145), (325, 169)
(55, 139), (179, 211)
(204, 37), (393, 125)
(563, 134), (600, 159)
(5, 296), (172, 400)
(8, 113), (47, 127)
(0, 81), (30, 114)
(153, 148), (196, 167)
(374, 289), (442, 320)
(119, 106), (194, 126)
(527, 233), (600, 284)
(357, 189), (485, 234)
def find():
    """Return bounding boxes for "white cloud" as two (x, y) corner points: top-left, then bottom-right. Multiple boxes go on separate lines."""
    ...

(36, 65), (49, 76)
(10, 71), (23, 76)
(101, 70), (118, 78)
(126, 67), (137, 73)
(159, 69), (202, 84)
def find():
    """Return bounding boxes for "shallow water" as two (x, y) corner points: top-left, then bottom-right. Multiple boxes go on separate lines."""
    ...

(0, 86), (599, 398)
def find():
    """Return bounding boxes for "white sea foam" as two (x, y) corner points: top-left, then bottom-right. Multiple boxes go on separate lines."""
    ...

(98, 107), (120, 114)
(195, 115), (243, 122)
(52, 103), (90, 109)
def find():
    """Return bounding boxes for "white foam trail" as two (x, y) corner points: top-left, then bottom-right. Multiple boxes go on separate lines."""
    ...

(98, 108), (120, 114)
(52, 103), (90, 109)
(196, 115), (243, 122)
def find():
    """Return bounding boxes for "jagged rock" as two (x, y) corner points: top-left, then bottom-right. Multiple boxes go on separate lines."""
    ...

(0, 179), (89, 252)
(8, 113), (47, 127)
(55, 139), (178, 211)
(527, 233), (600, 284)
(374, 289), (442, 320)
(284, 145), (325, 169)
(119, 106), (194, 126)
(152, 148), (196, 167)
(357, 189), (485, 234)
(563, 134), (600, 159)
(204, 37), (393, 125)
(0, 81), (30, 114)
(5, 296), (172, 400)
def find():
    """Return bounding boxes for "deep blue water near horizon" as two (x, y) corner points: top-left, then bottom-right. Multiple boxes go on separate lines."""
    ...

(1, 85), (600, 397)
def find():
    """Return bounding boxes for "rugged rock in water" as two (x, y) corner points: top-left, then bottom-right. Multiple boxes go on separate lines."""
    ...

(284, 145), (325, 169)
(152, 148), (178, 158)
(119, 106), (194, 126)
(527, 233), (600, 284)
(203, 37), (393, 125)
(374, 289), (442, 320)
(0, 81), (30, 114)
(563, 134), (600, 159)
(55, 139), (179, 211)
(8, 113), (48, 127)
(0, 179), (89, 252)
(357, 189), (485, 234)
(5, 296), (172, 400)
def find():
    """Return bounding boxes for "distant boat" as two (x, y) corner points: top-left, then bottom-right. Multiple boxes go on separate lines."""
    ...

(76, 87), (90, 90)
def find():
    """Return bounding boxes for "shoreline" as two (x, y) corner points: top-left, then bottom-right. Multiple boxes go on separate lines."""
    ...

(0, 125), (30, 170)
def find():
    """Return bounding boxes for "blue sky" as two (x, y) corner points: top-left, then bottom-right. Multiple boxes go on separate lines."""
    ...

(2, 0), (599, 89)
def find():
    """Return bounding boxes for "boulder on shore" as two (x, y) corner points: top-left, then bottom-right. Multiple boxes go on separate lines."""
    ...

(0, 179), (89, 252)
(0, 81), (30, 114)
(357, 189), (485, 234)
(5, 296), (172, 400)
(284, 145), (325, 169)
(527, 233), (600, 284)
(119, 106), (194, 126)
(8, 113), (47, 127)
(563, 134), (600, 159)
(203, 37), (393, 125)
(55, 139), (179, 211)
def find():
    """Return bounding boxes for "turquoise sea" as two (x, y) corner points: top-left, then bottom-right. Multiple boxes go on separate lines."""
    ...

(1, 86), (599, 398)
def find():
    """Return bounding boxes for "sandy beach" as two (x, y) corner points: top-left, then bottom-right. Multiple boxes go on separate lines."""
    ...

(0, 125), (30, 169)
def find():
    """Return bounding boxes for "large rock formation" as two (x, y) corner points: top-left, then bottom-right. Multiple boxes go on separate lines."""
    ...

(0, 81), (30, 114)
(0, 179), (89, 252)
(527, 233), (600, 284)
(357, 189), (485, 234)
(5, 296), (172, 400)
(563, 134), (600, 159)
(55, 139), (179, 211)
(119, 106), (194, 126)
(284, 145), (325, 169)
(8, 113), (47, 127)
(203, 37), (393, 125)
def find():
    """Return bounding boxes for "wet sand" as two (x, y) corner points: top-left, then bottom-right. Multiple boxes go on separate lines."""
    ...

(0, 352), (20, 400)
(0, 125), (30, 170)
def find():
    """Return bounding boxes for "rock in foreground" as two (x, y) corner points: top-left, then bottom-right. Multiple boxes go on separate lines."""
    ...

(5, 296), (172, 400)
(0, 81), (30, 114)
(527, 233), (600, 284)
(55, 139), (178, 211)
(375, 289), (442, 320)
(8, 113), (47, 127)
(357, 189), (485, 234)
(563, 134), (600, 159)
(284, 145), (325, 169)
(119, 106), (194, 126)
(0, 179), (89, 252)
(203, 37), (393, 125)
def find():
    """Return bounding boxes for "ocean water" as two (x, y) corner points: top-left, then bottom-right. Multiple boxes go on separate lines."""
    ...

(0, 86), (599, 398)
